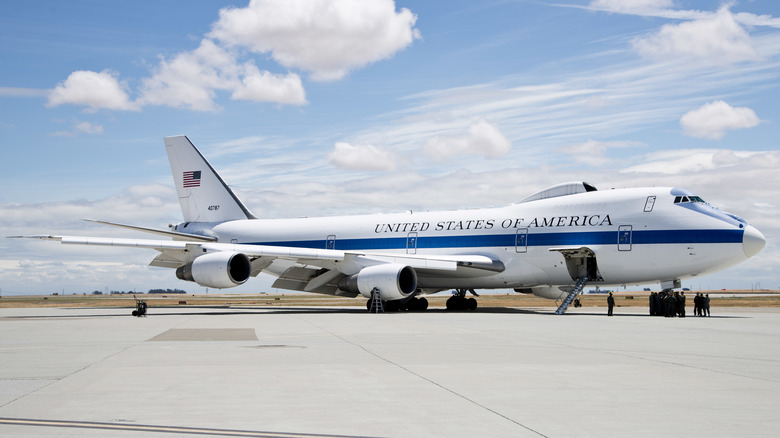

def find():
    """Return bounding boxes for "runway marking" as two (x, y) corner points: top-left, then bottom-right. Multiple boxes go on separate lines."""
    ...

(0, 417), (376, 438)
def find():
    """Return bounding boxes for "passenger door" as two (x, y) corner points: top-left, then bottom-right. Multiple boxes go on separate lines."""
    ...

(618, 225), (632, 251)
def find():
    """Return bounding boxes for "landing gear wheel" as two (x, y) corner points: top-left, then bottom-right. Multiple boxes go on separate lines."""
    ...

(403, 297), (429, 312)
(446, 291), (478, 311)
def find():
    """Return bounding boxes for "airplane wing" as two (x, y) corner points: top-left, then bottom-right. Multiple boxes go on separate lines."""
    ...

(12, 234), (504, 296)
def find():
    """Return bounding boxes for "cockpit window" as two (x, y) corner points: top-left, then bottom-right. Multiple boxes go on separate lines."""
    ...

(674, 195), (706, 204)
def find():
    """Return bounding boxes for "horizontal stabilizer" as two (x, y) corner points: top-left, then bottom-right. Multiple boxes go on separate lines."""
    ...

(84, 219), (217, 242)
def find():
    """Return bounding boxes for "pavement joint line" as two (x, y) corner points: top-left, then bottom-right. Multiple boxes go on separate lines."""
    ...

(302, 318), (549, 438)
(0, 417), (377, 438)
(603, 350), (780, 385)
(531, 334), (780, 386)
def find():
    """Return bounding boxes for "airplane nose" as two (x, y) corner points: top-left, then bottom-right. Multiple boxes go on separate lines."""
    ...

(742, 225), (766, 258)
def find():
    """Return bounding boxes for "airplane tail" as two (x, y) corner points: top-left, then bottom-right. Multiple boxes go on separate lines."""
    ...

(164, 135), (256, 223)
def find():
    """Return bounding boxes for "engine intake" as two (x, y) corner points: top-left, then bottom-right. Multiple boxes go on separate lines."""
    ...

(176, 251), (251, 289)
(338, 264), (417, 301)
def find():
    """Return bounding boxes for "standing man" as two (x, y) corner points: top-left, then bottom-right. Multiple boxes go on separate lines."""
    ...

(705, 294), (711, 316)
(607, 292), (615, 316)
(649, 292), (656, 316)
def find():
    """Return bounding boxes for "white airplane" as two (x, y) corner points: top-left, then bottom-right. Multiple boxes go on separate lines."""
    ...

(16, 135), (766, 313)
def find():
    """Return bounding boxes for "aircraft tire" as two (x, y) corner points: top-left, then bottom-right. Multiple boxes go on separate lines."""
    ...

(446, 296), (471, 311)
(418, 297), (428, 311)
(445, 296), (456, 311)
(385, 300), (400, 312)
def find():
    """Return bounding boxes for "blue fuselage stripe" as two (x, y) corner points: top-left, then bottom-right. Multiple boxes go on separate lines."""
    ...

(247, 229), (743, 251)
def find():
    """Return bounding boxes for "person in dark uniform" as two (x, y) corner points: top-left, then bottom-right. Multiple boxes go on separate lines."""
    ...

(607, 292), (615, 316)
(693, 292), (700, 316)
(673, 291), (681, 317)
(704, 294), (711, 316)
(649, 292), (656, 316)
(679, 291), (686, 318)
(664, 291), (675, 317)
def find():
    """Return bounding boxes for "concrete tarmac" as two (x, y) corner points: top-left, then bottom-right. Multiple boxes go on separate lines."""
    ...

(1, 305), (779, 437)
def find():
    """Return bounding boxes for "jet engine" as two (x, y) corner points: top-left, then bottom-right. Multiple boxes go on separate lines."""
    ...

(338, 264), (417, 300)
(176, 251), (251, 289)
(514, 286), (568, 300)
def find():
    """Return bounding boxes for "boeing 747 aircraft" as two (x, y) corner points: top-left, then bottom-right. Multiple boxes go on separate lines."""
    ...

(15, 135), (766, 313)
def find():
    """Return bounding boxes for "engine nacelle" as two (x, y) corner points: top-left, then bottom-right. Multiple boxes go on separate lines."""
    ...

(176, 251), (251, 289)
(515, 286), (568, 300)
(338, 264), (417, 301)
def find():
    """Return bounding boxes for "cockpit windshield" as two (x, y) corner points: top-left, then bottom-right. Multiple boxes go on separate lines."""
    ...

(674, 195), (706, 204)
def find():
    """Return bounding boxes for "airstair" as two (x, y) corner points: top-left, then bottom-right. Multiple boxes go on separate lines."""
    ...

(369, 288), (384, 313)
(554, 276), (588, 315)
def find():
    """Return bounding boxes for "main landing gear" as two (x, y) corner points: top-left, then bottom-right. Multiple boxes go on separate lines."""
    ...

(446, 289), (478, 311)
(365, 296), (429, 312)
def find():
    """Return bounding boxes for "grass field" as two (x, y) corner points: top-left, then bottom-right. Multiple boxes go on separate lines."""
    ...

(1, 290), (778, 309)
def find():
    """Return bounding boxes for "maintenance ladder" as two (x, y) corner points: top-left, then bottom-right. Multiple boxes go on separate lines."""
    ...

(369, 288), (384, 313)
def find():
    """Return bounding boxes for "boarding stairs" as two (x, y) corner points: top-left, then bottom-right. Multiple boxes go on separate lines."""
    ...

(369, 288), (384, 313)
(555, 276), (588, 315)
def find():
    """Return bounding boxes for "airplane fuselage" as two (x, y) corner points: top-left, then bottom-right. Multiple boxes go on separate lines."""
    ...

(176, 186), (761, 292)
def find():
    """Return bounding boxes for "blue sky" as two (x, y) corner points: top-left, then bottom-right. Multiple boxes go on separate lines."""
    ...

(1, 0), (779, 295)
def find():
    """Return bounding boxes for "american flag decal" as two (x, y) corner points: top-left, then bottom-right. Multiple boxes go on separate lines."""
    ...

(183, 171), (201, 188)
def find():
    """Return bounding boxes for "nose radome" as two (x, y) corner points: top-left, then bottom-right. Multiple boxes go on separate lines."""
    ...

(743, 225), (766, 258)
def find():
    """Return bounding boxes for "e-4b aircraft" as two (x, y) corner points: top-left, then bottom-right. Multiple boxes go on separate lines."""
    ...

(15, 135), (766, 313)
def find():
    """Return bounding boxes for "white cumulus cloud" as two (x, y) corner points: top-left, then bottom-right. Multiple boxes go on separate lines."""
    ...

(423, 119), (511, 162)
(48, 0), (417, 112)
(231, 64), (306, 105)
(47, 70), (137, 111)
(632, 7), (760, 64)
(138, 39), (307, 111)
(328, 142), (398, 171)
(209, 0), (420, 81)
(680, 100), (760, 140)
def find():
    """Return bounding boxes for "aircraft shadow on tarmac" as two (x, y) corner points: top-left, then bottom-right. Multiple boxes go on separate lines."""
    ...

(1, 306), (747, 318)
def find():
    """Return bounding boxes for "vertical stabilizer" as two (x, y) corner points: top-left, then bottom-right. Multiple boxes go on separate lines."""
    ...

(164, 135), (256, 223)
